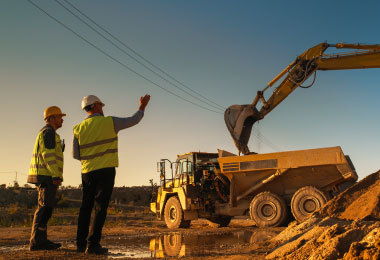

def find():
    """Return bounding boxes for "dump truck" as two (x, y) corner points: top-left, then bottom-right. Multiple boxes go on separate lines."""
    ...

(151, 42), (380, 228)
(150, 146), (357, 228)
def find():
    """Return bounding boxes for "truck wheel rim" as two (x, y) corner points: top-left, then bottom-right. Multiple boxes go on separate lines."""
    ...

(169, 206), (177, 222)
(300, 196), (320, 214)
(258, 202), (276, 220)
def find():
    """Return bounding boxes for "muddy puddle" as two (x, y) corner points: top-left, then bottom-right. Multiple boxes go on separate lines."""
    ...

(0, 228), (278, 259)
(105, 229), (277, 258)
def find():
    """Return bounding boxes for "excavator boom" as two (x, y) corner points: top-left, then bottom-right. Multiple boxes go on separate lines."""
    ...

(226, 42), (380, 155)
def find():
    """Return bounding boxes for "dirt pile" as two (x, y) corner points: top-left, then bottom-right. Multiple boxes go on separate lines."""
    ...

(266, 170), (380, 260)
(266, 217), (380, 260)
(317, 170), (380, 221)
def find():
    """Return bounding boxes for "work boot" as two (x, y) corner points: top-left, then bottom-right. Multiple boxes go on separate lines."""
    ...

(77, 246), (86, 253)
(29, 240), (61, 251)
(76, 241), (87, 253)
(85, 244), (108, 255)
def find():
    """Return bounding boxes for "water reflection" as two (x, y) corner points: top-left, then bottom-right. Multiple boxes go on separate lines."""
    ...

(149, 229), (277, 258)
(0, 229), (277, 259)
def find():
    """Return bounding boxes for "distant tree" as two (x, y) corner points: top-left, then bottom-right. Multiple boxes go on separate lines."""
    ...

(23, 184), (32, 189)
(13, 181), (20, 189)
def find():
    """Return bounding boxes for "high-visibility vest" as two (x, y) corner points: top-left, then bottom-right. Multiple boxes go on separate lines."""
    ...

(28, 127), (64, 184)
(73, 116), (118, 173)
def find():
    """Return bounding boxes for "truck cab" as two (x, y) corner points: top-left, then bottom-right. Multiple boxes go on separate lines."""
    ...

(150, 152), (222, 228)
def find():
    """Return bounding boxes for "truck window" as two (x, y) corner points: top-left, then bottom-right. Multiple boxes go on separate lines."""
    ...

(176, 159), (192, 175)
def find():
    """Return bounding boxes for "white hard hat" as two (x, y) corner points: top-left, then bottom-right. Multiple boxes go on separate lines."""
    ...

(81, 95), (105, 110)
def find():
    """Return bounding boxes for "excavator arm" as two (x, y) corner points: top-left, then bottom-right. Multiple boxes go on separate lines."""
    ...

(225, 42), (380, 155)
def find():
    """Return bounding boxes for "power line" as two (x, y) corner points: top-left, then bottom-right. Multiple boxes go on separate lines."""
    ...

(252, 132), (283, 152)
(57, 1), (284, 152)
(59, 0), (226, 110)
(27, 0), (222, 114)
(252, 124), (283, 152)
(27, 0), (281, 151)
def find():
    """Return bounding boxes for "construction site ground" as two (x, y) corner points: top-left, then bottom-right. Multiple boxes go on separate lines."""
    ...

(0, 218), (283, 260)
(1, 170), (380, 259)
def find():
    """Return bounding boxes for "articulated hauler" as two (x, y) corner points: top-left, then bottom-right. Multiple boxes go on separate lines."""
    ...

(150, 146), (357, 228)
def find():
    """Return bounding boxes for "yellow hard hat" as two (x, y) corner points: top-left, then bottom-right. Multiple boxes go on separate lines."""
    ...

(81, 95), (105, 110)
(44, 106), (66, 120)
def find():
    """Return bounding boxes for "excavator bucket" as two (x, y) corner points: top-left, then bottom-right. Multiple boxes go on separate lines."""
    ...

(224, 104), (261, 155)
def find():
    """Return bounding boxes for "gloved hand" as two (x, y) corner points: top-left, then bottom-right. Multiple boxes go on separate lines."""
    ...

(139, 94), (151, 112)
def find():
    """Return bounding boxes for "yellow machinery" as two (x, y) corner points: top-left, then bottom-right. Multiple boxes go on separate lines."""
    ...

(217, 146), (357, 226)
(151, 147), (357, 228)
(151, 152), (223, 229)
(225, 42), (380, 154)
(151, 42), (380, 228)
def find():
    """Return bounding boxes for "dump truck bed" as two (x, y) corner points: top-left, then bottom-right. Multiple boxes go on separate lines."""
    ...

(217, 146), (358, 202)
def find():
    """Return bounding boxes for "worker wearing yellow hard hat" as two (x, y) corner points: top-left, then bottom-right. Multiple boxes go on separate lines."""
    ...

(27, 106), (66, 251)
(43, 106), (66, 120)
(73, 94), (150, 254)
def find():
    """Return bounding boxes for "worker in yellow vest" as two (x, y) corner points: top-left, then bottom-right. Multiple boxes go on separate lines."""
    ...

(73, 94), (150, 254)
(28, 106), (65, 251)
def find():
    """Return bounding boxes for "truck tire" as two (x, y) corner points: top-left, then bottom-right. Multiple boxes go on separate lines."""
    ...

(206, 216), (232, 227)
(291, 186), (329, 223)
(164, 197), (186, 229)
(249, 191), (287, 227)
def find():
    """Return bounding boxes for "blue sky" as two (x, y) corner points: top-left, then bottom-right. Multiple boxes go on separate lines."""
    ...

(1, 0), (380, 187)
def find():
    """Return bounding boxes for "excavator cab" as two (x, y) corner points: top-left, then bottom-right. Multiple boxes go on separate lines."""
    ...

(224, 104), (261, 155)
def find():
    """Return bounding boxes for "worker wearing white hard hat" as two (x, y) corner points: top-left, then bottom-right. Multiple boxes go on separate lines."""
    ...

(73, 94), (150, 254)
(81, 95), (105, 111)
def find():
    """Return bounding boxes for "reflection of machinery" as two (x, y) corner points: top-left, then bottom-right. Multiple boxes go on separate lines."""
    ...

(149, 230), (277, 258)
(150, 147), (357, 228)
(225, 42), (380, 155)
(149, 233), (184, 258)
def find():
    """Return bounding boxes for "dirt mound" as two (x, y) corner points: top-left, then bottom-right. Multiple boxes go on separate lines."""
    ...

(266, 217), (380, 260)
(317, 170), (380, 221)
(266, 170), (380, 259)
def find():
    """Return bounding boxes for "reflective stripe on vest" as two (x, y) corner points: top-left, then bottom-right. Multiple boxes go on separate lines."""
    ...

(73, 116), (118, 173)
(28, 128), (64, 181)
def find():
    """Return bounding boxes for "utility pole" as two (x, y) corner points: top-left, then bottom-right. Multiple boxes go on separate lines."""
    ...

(13, 171), (19, 188)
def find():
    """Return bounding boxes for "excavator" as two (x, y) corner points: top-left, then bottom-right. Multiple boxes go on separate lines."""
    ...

(225, 42), (380, 154)
(151, 42), (380, 229)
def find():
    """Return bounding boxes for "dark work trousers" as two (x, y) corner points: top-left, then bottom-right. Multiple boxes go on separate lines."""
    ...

(76, 167), (115, 248)
(30, 182), (58, 246)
